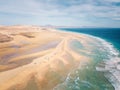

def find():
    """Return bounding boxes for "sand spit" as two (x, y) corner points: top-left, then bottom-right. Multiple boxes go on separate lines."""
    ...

(0, 26), (96, 90)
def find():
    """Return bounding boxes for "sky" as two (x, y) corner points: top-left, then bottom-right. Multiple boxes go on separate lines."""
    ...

(0, 0), (120, 27)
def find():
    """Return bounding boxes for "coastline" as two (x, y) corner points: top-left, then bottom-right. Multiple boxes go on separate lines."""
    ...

(0, 26), (119, 90)
(57, 28), (120, 90)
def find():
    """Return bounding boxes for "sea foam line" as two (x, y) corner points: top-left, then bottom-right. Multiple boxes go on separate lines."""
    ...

(86, 34), (120, 90)
(54, 30), (120, 90)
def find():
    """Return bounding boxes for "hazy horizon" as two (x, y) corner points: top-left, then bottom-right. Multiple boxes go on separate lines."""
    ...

(0, 0), (120, 27)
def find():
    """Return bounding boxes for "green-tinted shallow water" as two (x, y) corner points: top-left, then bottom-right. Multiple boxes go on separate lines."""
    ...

(54, 57), (114, 90)
(54, 36), (115, 90)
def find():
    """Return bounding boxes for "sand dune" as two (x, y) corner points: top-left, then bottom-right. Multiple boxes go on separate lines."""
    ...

(0, 26), (94, 90)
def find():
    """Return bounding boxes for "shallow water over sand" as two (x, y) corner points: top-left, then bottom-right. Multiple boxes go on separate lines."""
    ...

(54, 34), (120, 90)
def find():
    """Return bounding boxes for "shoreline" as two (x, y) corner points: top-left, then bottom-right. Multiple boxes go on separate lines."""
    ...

(0, 26), (119, 90)
(57, 28), (120, 90)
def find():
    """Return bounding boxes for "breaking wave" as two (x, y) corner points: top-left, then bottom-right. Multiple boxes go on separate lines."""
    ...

(53, 33), (120, 90)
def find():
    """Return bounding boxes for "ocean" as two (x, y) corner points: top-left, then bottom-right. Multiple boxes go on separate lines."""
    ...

(59, 28), (120, 51)
(54, 28), (120, 90)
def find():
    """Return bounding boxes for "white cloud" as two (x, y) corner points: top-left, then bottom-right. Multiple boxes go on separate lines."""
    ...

(112, 17), (120, 20)
(104, 0), (120, 3)
(0, 0), (120, 27)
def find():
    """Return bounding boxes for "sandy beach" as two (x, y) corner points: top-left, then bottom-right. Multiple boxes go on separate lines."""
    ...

(0, 26), (97, 90)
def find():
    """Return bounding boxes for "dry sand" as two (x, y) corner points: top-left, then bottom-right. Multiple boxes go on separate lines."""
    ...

(0, 26), (94, 90)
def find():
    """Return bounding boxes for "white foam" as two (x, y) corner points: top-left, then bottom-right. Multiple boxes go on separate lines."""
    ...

(87, 34), (120, 90)
(117, 65), (120, 70)
(53, 32), (120, 90)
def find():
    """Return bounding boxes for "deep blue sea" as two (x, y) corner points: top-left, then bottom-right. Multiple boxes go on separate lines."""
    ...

(54, 28), (120, 90)
(59, 28), (120, 51)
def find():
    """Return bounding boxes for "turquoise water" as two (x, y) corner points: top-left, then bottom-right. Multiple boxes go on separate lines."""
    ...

(59, 28), (120, 51)
(54, 28), (120, 90)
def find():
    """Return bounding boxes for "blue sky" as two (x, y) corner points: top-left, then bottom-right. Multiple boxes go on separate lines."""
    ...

(0, 0), (120, 27)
